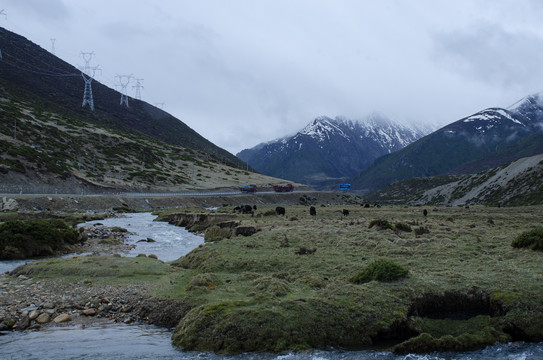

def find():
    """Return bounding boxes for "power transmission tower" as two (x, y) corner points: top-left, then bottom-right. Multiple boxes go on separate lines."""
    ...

(116, 74), (132, 107)
(79, 52), (100, 111)
(132, 78), (144, 100)
(50, 38), (56, 55)
(154, 102), (165, 109)
(0, 9), (6, 20)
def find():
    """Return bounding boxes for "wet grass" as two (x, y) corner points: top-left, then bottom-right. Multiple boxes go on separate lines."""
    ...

(12, 254), (171, 285)
(9, 204), (543, 353)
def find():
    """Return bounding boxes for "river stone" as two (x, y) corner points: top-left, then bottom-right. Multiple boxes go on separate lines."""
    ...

(53, 313), (71, 323)
(28, 310), (40, 320)
(82, 308), (96, 316)
(42, 302), (55, 309)
(14, 316), (30, 330)
(36, 313), (50, 324)
(28, 323), (41, 330)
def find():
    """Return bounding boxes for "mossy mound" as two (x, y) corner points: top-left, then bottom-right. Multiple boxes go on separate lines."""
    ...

(204, 226), (232, 242)
(511, 227), (543, 251)
(172, 299), (374, 353)
(186, 273), (220, 291)
(369, 219), (394, 231)
(351, 258), (409, 284)
(0, 219), (79, 259)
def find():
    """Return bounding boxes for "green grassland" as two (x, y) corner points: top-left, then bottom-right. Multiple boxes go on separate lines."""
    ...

(12, 204), (543, 354)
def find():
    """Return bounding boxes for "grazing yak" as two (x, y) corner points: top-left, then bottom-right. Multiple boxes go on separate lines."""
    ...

(233, 205), (253, 214)
(275, 206), (286, 216)
(342, 209), (350, 216)
(309, 206), (316, 216)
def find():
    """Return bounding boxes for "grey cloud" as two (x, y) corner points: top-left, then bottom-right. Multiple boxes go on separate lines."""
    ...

(432, 22), (543, 89)
(3, 0), (69, 22)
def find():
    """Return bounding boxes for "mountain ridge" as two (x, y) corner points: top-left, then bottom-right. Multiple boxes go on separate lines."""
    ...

(237, 114), (429, 188)
(351, 94), (543, 192)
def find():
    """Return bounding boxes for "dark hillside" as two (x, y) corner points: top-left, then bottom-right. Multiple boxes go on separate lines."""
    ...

(0, 26), (237, 165)
(351, 105), (543, 192)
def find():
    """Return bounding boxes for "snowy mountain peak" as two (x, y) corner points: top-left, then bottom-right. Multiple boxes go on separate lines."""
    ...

(462, 108), (522, 126)
(506, 93), (543, 125)
(236, 113), (429, 188)
(300, 116), (349, 142)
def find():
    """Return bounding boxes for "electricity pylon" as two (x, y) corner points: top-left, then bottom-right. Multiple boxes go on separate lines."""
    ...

(116, 74), (132, 107)
(79, 52), (100, 111)
(50, 38), (56, 55)
(132, 78), (144, 100)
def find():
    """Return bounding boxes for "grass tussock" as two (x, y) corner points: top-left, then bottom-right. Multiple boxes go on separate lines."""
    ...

(204, 226), (232, 242)
(350, 258), (409, 284)
(511, 227), (543, 251)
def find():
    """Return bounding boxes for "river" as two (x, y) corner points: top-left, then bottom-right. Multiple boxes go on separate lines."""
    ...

(1, 213), (542, 359)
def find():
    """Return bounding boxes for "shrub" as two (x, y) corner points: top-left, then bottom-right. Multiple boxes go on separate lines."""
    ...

(415, 226), (430, 236)
(511, 227), (543, 251)
(350, 258), (409, 284)
(112, 206), (132, 213)
(186, 273), (220, 290)
(0, 219), (79, 260)
(204, 226), (232, 242)
(110, 226), (128, 233)
(395, 222), (412, 233)
(369, 219), (394, 231)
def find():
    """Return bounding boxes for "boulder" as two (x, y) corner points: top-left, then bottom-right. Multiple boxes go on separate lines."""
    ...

(36, 313), (51, 324)
(42, 302), (55, 309)
(82, 308), (97, 316)
(235, 226), (260, 237)
(53, 313), (71, 323)
(14, 316), (30, 331)
(28, 310), (40, 320)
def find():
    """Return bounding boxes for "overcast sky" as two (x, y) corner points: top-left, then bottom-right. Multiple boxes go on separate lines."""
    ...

(2, 0), (543, 154)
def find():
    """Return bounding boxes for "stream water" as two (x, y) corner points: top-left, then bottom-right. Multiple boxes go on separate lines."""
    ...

(1, 213), (542, 359)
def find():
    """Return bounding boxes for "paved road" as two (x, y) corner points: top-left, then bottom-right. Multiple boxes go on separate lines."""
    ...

(0, 191), (304, 197)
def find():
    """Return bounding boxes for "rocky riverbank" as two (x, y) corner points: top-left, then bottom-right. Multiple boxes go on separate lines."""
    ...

(0, 274), (148, 333)
(0, 220), (185, 334)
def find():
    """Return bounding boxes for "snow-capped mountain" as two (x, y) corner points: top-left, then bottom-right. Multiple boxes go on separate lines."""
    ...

(352, 93), (543, 192)
(237, 114), (429, 187)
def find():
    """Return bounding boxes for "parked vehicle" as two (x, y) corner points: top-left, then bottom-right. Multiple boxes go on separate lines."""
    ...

(240, 184), (257, 193)
(273, 184), (294, 192)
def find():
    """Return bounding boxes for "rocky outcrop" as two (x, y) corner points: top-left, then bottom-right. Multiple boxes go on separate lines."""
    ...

(1, 197), (19, 212)
(167, 213), (236, 230)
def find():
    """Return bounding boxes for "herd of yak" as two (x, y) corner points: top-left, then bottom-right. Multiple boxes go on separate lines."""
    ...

(232, 204), (385, 217)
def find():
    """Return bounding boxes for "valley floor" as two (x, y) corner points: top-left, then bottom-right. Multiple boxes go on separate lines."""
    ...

(1, 196), (542, 354)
